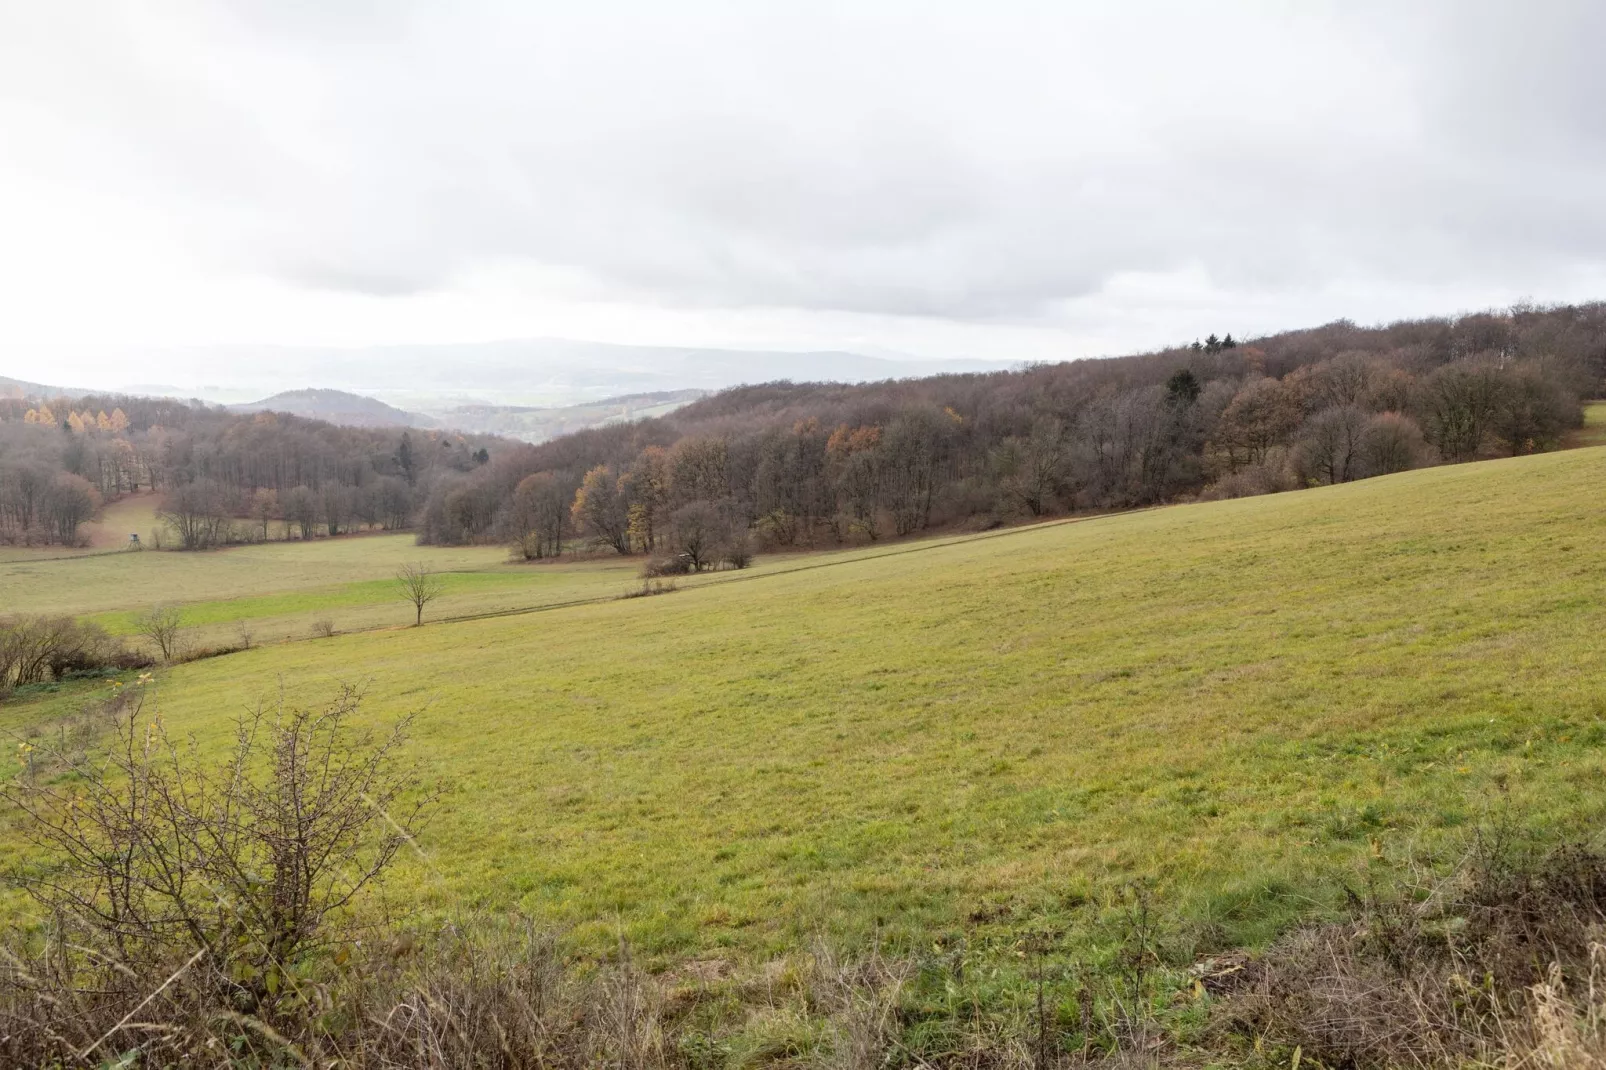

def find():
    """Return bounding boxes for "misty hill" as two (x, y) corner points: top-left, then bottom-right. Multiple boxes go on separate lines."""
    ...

(0, 374), (91, 400)
(230, 389), (432, 429)
(431, 389), (706, 443)
(97, 339), (1009, 408)
(226, 387), (708, 442)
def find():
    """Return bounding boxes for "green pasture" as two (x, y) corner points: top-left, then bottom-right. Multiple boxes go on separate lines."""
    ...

(5, 446), (1605, 972)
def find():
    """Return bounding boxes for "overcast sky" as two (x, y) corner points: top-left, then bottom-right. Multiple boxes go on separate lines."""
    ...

(3, 1), (1605, 387)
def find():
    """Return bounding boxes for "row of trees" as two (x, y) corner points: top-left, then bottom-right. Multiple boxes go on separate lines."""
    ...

(419, 302), (1601, 554)
(155, 477), (419, 550)
(0, 467), (101, 546)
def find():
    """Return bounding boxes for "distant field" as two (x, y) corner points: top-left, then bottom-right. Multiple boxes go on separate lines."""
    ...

(0, 495), (162, 562)
(2, 532), (518, 612)
(0, 525), (1040, 650)
(1571, 398), (1606, 447)
(82, 492), (162, 548)
(5, 446), (1604, 970)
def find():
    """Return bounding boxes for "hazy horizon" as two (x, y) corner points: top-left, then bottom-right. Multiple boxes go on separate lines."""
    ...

(0, 336), (1018, 408)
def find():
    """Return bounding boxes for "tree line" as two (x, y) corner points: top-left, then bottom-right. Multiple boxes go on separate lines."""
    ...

(0, 394), (496, 547)
(4, 301), (1599, 552)
(417, 302), (1603, 560)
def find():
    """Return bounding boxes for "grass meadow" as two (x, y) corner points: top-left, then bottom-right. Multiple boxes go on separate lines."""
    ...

(4, 443), (1605, 981)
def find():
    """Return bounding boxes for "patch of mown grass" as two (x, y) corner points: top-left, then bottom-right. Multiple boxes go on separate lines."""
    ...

(0, 533), (517, 617)
(85, 570), (574, 636)
(1568, 398), (1606, 447)
(3, 448), (1605, 986)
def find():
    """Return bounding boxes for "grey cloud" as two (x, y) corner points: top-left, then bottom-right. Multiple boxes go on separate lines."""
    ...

(5, 1), (1606, 323)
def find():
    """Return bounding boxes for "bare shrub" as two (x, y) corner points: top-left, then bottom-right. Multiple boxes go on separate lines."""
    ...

(0, 685), (429, 1066)
(642, 553), (693, 578)
(722, 532), (755, 570)
(1219, 834), (1606, 1069)
(0, 615), (136, 689)
(311, 617), (337, 638)
(1200, 459), (1294, 501)
(619, 579), (678, 600)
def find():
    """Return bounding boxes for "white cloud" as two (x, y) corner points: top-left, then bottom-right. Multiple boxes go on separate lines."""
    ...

(1, 1), (1604, 387)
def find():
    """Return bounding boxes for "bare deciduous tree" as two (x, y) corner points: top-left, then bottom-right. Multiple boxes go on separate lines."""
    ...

(44, 472), (101, 545)
(1296, 404), (1370, 486)
(1359, 412), (1426, 477)
(667, 501), (723, 571)
(136, 604), (186, 662)
(250, 487), (278, 542)
(396, 562), (444, 626)
(283, 484), (320, 540)
(157, 479), (231, 551)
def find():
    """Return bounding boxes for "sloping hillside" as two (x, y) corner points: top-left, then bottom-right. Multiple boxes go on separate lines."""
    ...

(11, 445), (1601, 961)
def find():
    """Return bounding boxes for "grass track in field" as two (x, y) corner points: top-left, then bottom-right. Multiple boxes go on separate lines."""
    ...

(1570, 399), (1606, 447)
(7, 446), (1605, 968)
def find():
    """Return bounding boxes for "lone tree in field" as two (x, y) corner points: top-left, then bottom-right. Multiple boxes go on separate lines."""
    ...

(136, 604), (186, 662)
(396, 562), (444, 626)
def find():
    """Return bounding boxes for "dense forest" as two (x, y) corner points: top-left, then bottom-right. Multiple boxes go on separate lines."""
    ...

(416, 302), (1604, 564)
(0, 394), (494, 547)
(3, 302), (1601, 554)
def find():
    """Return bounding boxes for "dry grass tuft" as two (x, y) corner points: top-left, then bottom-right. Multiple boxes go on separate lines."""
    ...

(1217, 834), (1606, 1069)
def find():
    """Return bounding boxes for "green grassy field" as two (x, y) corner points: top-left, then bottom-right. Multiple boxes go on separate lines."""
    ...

(3, 519), (1107, 652)
(5, 446), (1605, 975)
